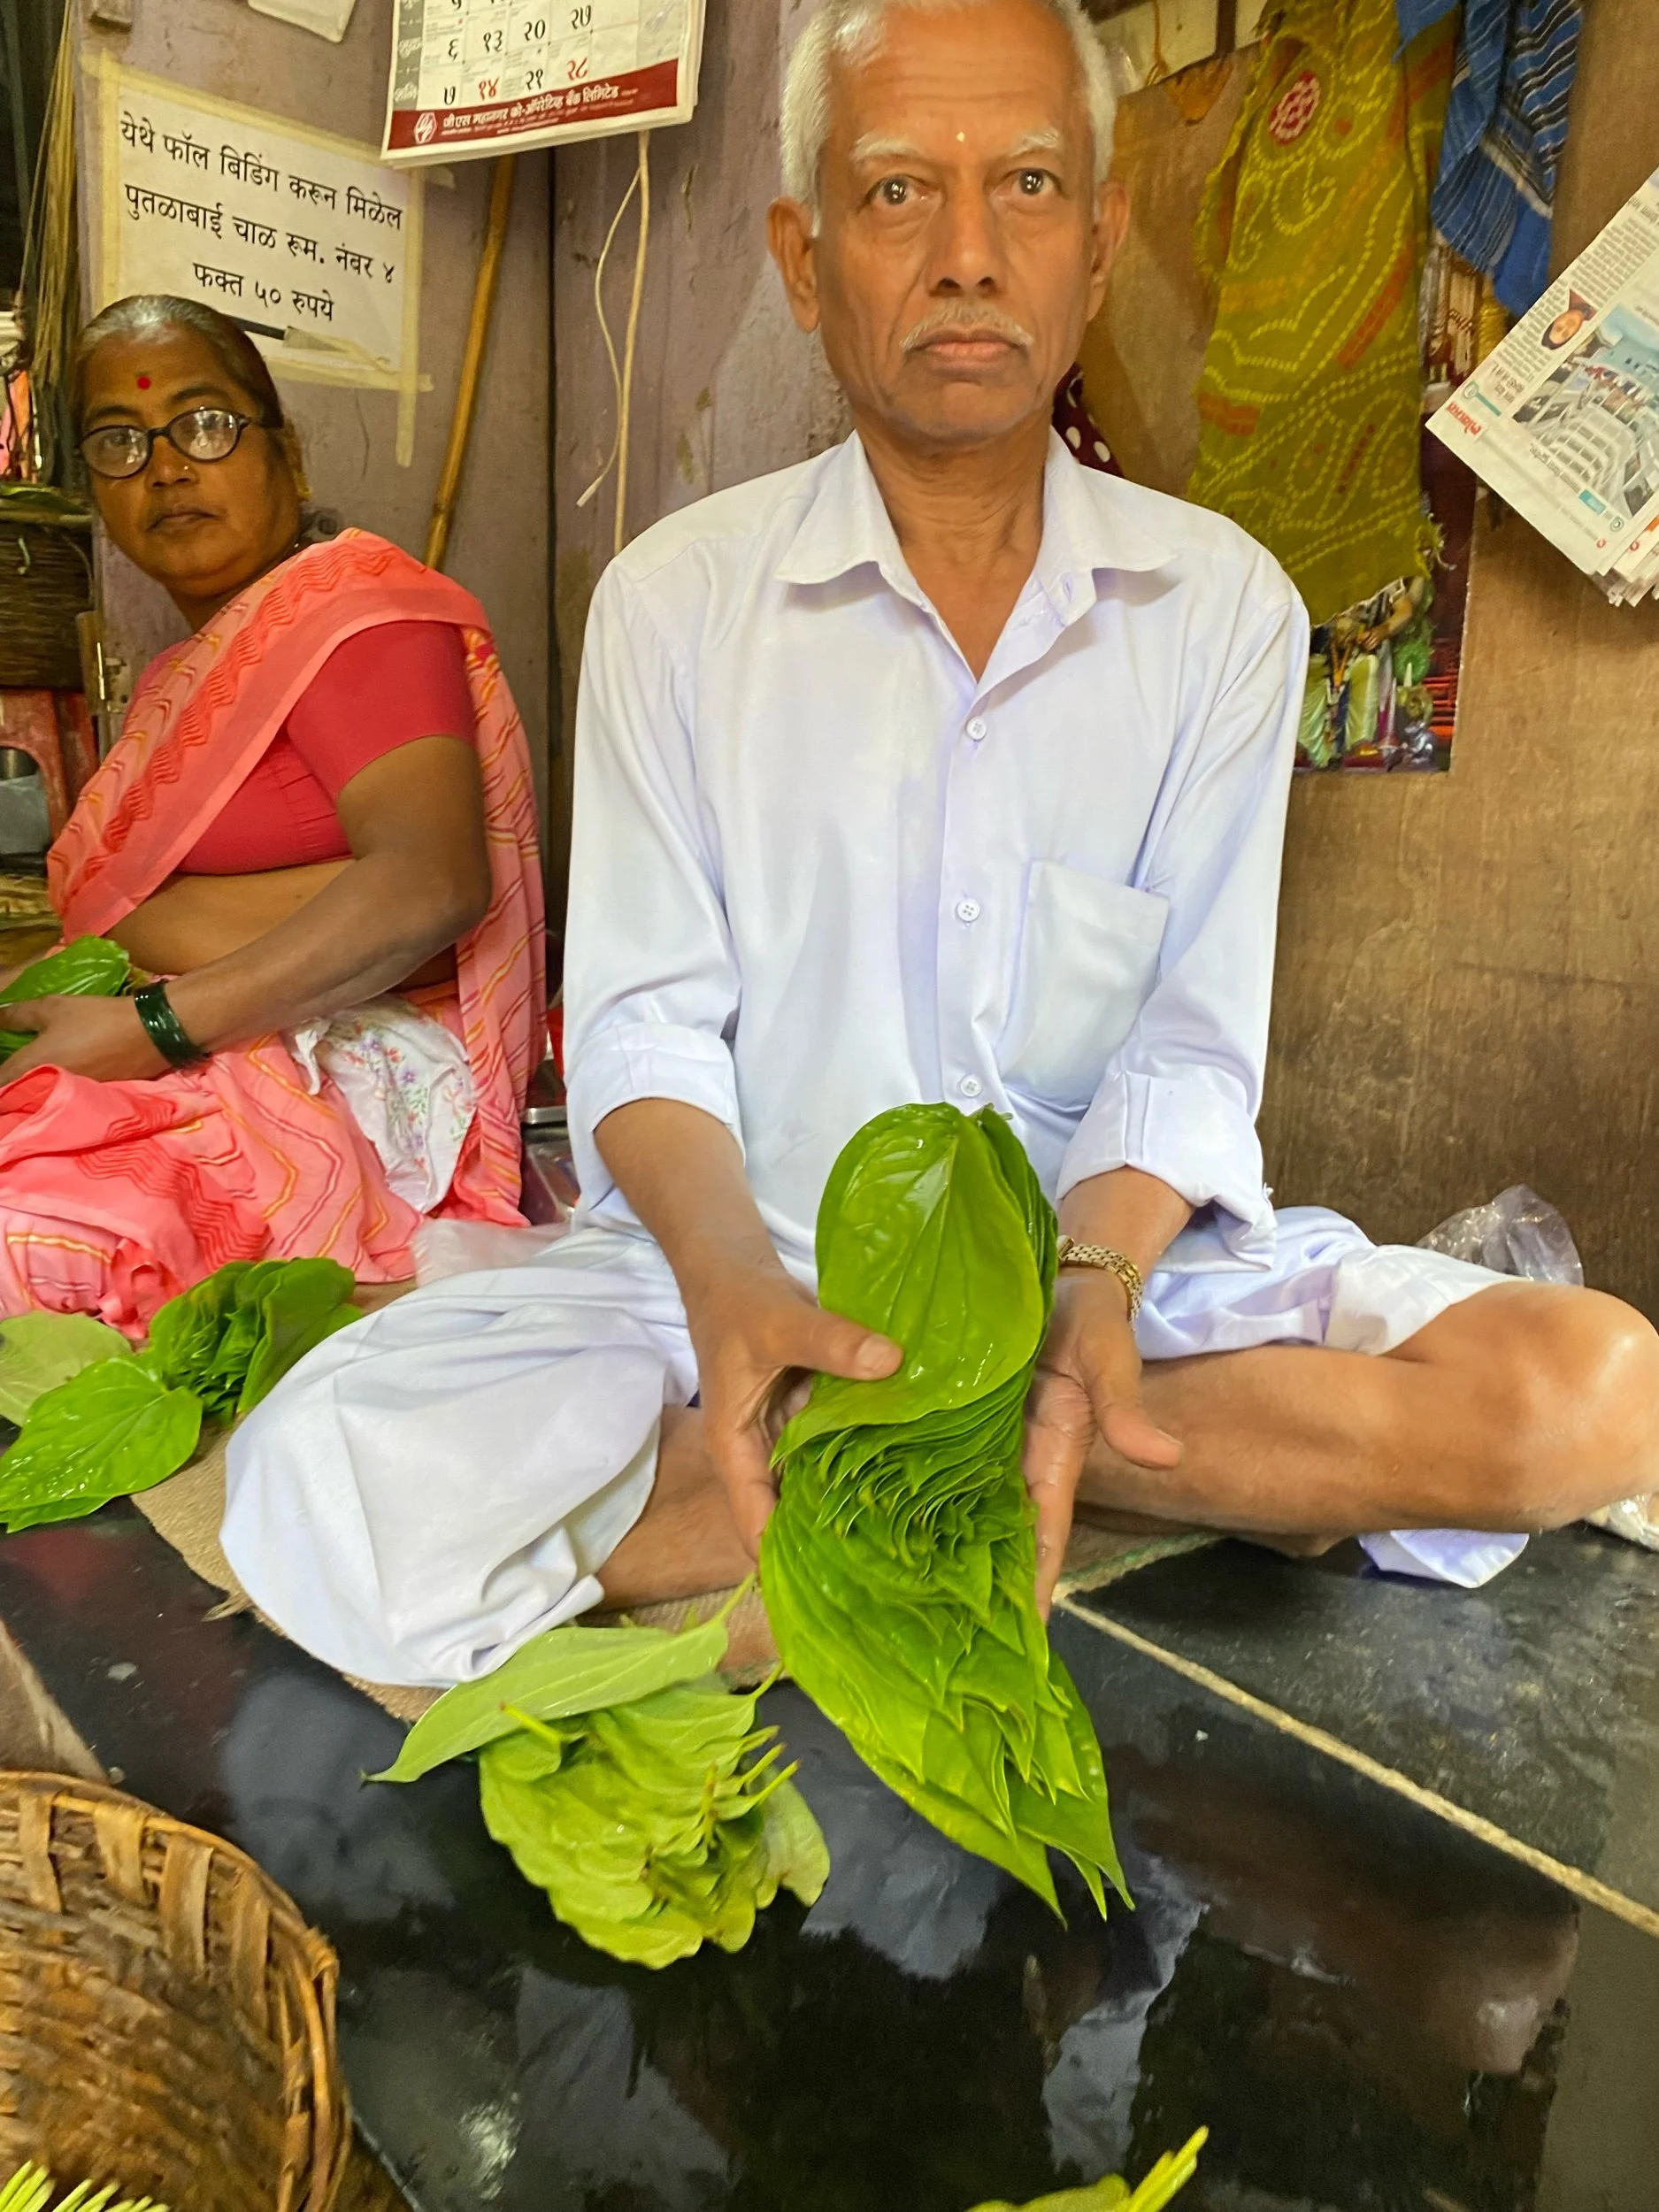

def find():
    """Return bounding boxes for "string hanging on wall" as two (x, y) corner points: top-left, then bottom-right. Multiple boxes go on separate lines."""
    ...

(577, 128), (653, 557)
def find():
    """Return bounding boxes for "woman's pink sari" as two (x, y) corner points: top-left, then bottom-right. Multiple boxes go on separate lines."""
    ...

(0, 530), (545, 1334)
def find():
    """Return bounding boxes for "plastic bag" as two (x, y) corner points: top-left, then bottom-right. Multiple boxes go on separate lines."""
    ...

(411, 1217), (568, 1286)
(1417, 1184), (1583, 1286)
(1420, 1187), (1659, 1553)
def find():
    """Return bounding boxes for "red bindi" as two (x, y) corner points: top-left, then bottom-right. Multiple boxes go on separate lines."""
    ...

(135, 374), (151, 388)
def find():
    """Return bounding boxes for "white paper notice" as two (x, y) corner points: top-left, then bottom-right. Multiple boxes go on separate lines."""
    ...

(91, 58), (424, 455)
(382, 0), (705, 164)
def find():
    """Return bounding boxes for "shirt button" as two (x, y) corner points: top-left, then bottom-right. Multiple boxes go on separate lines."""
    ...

(958, 1075), (983, 1099)
(954, 896), (981, 923)
(965, 717), (987, 742)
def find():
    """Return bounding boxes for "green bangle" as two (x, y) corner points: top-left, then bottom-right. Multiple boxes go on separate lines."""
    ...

(133, 981), (210, 1069)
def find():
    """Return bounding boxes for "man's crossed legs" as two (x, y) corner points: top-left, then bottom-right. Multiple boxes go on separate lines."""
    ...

(224, 1205), (1659, 1687)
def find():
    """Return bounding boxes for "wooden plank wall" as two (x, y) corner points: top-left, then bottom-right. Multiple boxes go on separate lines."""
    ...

(1084, 0), (1659, 1314)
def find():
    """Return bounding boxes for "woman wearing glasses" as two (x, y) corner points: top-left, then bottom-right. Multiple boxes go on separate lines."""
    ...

(0, 294), (544, 1333)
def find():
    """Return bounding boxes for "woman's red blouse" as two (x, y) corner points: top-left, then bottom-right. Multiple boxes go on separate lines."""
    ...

(180, 620), (474, 874)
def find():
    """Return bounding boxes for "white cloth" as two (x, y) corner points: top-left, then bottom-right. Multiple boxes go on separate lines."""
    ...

(287, 996), (477, 1212)
(221, 1208), (1513, 1687)
(564, 432), (1305, 1274)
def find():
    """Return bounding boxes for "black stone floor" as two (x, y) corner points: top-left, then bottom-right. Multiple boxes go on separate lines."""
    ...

(1068, 1527), (1659, 1921)
(3, 1506), (1658, 2212)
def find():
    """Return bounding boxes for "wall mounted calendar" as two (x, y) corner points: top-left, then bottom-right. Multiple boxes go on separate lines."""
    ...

(382, 0), (706, 164)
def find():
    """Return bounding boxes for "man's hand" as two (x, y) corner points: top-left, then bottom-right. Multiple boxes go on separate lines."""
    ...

(0, 995), (168, 1087)
(1023, 1269), (1182, 1616)
(684, 1261), (901, 1556)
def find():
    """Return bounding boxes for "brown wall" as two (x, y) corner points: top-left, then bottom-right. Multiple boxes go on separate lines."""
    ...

(1258, 0), (1659, 1314)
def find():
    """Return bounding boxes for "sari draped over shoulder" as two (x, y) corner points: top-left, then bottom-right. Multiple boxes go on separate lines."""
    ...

(0, 529), (545, 1334)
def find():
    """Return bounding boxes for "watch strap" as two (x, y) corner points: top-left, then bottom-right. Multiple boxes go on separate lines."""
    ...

(1055, 1235), (1145, 1320)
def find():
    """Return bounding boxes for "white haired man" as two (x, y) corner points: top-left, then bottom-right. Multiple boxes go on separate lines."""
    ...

(224, 0), (1658, 1686)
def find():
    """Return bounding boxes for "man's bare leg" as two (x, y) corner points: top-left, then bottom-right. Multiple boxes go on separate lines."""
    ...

(597, 1282), (1659, 1610)
(597, 1406), (752, 1609)
(1080, 1281), (1659, 1540)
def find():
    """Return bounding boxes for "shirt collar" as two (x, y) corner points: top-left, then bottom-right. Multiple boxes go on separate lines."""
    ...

(775, 428), (1181, 619)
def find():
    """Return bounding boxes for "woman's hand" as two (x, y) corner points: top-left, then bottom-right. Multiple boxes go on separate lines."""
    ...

(0, 995), (168, 1086)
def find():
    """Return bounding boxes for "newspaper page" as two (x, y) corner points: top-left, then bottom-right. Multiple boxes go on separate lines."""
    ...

(1427, 167), (1659, 603)
(383, 0), (706, 165)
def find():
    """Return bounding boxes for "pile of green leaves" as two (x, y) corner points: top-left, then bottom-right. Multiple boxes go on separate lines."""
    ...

(968, 2128), (1206, 2211)
(0, 936), (130, 1059)
(762, 1103), (1126, 1917)
(0, 1258), (358, 1532)
(372, 1602), (829, 1969)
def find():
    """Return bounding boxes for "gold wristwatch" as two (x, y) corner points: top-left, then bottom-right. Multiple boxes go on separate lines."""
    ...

(1054, 1235), (1145, 1320)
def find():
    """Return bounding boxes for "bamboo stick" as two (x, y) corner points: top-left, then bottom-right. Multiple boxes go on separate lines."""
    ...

(424, 152), (517, 572)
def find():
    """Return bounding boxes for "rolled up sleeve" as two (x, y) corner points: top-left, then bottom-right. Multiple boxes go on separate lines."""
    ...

(563, 567), (742, 1221)
(1058, 561), (1308, 1261)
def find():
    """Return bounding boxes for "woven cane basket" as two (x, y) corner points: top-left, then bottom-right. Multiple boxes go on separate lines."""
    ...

(0, 1771), (352, 2212)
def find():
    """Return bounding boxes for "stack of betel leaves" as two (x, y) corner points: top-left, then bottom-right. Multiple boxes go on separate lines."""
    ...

(762, 1102), (1128, 1916)
(0, 1258), (359, 1530)
(0, 936), (131, 1060)
(370, 1596), (828, 1967)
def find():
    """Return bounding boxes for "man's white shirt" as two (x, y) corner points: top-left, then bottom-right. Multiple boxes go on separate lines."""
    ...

(564, 429), (1310, 1278)
(223, 437), (1532, 1686)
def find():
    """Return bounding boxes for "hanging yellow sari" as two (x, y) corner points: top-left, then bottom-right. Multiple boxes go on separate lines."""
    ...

(1187, 0), (1455, 624)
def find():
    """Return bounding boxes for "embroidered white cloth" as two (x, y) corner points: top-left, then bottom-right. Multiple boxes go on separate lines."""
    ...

(288, 997), (476, 1213)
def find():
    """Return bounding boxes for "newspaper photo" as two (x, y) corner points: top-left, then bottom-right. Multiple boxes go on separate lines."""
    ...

(1428, 166), (1659, 605)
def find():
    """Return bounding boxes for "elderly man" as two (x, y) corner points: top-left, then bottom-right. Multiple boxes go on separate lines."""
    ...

(225, 0), (1657, 1686)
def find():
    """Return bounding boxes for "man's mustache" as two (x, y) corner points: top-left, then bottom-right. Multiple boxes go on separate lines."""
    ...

(901, 303), (1035, 353)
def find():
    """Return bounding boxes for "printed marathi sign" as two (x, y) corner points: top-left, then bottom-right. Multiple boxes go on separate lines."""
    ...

(93, 59), (422, 399)
(382, 0), (706, 164)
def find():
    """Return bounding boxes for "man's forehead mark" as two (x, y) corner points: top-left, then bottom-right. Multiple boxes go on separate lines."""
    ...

(135, 373), (151, 388)
(850, 121), (1071, 166)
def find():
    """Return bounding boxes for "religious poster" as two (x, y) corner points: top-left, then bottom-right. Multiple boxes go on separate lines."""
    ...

(88, 57), (425, 461)
(381, 0), (706, 164)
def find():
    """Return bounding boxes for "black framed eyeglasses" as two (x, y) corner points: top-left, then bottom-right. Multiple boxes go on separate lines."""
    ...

(79, 406), (265, 481)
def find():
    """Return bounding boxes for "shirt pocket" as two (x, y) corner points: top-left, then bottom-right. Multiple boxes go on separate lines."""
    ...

(997, 863), (1170, 1110)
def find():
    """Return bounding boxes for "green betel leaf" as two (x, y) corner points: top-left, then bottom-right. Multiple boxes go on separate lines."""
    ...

(758, 1775), (832, 1908)
(368, 1613), (734, 1783)
(0, 937), (131, 1059)
(0, 1360), (202, 1532)
(763, 1105), (1128, 1918)
(965, 2127), (1207, 2212)
(0, 1312), (131, 1425)
(779, 1103), (1045, 1454)
(141, 1257), (357, 1421)
(235, 1256), (357, 1413)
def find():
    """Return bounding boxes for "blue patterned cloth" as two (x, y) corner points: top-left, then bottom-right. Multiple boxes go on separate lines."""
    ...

(1395, 0), (1583, 316)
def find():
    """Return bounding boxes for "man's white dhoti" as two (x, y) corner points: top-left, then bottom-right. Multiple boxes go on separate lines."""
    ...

(221, 1205), (1518, 1689)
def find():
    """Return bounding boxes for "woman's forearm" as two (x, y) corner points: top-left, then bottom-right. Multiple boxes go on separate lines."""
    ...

(159, 850), (484, 1050)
